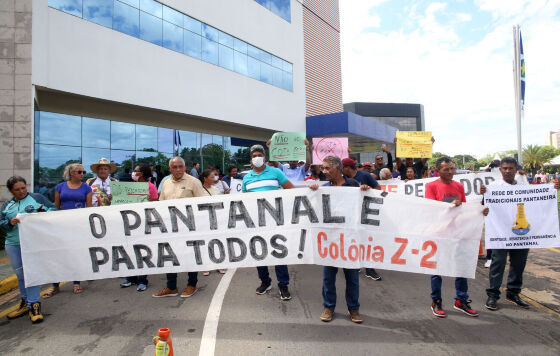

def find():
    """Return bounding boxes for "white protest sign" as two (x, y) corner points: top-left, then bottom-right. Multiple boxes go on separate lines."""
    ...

(229, 179), (243, 194)
(484, 184), (560, 249)
(19, 187), (484, 286)
(378, 172), (500, 202)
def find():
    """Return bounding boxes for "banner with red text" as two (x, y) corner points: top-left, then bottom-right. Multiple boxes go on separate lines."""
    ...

(19, 187), (485, 286)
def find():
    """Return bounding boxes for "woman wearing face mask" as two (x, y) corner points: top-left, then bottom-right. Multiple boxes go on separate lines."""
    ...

(212, 168), (230, 194)
(119, 163), (159, 291)
(199, 169), (226, 275)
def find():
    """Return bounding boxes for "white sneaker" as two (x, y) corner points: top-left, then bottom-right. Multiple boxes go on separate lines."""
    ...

(484, 260), (491, 268)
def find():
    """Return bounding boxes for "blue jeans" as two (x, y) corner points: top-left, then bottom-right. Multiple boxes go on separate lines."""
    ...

(430, 275), (469, 301)
(5, 244), (41, 307)
(257, 265), (289, 287)
(126, 275), (148, 285)
(322, 266), (359, 311)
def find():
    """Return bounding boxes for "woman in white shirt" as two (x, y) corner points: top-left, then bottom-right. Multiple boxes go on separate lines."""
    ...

(199, 169), (226, 275)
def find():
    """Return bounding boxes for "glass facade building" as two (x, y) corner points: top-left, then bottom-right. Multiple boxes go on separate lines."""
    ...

(48, 0), (293, 91)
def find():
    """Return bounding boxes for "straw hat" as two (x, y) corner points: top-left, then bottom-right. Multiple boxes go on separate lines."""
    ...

(90, 157), (117, 173)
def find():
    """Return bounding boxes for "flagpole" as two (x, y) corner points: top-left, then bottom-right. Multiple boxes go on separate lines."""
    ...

(513, 25), (523, 165)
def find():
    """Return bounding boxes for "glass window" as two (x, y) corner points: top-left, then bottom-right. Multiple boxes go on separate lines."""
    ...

(201, 37), (219, 65)
(184, 30), (201, 59)
(135, 124), (158, 151)
(39, 112), (81, 146)
(202, 134), (224, 170)
(255, 0), (268, 7)
(271, 66), (283, 88)
(184, 15), (201, 34)
(110, 121), (135, 150)
(283, 60), (292, 73)
(218, 31), (234, 48)
(119, 0), (139, 8)
(247, 44), (260, 59)
(83, 147), (111, 174)
(82, 117), (110, 148)
(34, 111), (40, 144)
(260, 62), (272, 84)
(158, 128), (174, 153)
(271, 0), (291, 22)
(247, 56), (260, 80)
(136, 150), (160, 163)
(111, 149), (136, 177)
(233, 51), (248, 76)
(202, 24), (219, 42)
(163, 21), (183, 53)
(48, 0), (83, 17)
(83, 0), (113, 28)
(113, 0), (140, 38)
(219, 44), (234, 71)
(162, 5), (182, 27)
(259, 49), (272, 64)
(140, 11), (162, 46)
(271, 55), (283, 69)
(283, 71), (293, 91)
(177, 131), (200, 167)
(140, 0), (162, 18)
(38, 144), (81, 177)
(234, 38), (247, 54)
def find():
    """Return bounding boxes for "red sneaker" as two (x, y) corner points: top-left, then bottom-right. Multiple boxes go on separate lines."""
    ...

(454, 299), (479, 317)
(431, 299), (446, 318)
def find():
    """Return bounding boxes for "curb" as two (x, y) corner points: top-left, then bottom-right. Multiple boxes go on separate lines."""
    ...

(0, 275), (18, 296)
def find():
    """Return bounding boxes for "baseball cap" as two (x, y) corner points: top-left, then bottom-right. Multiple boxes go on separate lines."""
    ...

(342, 158), (357, 167)
(363, 162), (372, 167)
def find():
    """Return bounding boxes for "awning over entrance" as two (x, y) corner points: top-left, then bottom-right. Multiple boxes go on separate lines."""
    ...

(306, 112), (397, 153)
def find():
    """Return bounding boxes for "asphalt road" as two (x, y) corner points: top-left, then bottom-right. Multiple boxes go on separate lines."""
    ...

(0, 251), (559, 355)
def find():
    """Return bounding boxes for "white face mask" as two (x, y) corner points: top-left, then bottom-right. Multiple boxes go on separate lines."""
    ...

(252, 156), (265, 168)
(213, 175), (219, 181)
(131, 172), (140, 182)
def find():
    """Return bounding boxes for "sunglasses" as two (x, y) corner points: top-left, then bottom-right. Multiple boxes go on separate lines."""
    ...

(75, 170), (86, 174)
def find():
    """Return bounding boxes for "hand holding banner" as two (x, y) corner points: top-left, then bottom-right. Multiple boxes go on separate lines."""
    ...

(269, 132), (306, 161)
(312, 137), (349, 165)
(396, 131), (433, 158)
(110, 182), (149, 205)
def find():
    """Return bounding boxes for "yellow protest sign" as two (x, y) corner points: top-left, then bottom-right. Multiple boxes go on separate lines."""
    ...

(396, 131), (433, 158)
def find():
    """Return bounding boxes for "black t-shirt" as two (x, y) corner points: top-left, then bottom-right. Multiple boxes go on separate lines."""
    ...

(326, 177), (360, 187)
(371, 152), (393, 179)
(398, 160), (426, 180)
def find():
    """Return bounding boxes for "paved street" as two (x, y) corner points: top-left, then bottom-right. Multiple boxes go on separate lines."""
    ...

(0, 249), (559, 355)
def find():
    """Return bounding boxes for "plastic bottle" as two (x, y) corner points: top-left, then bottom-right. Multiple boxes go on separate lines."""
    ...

(153, 328), (174, 356)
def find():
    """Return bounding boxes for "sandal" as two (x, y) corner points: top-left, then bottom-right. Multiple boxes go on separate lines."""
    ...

(42, 286), (59, 299)
(73, 284), (83, 294)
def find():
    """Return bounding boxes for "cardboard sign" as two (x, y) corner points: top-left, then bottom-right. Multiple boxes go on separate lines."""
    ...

(396, 131), (432, 158)
(312, 137), (349, 165)
(110, 182), (149, 205)
(269, 132), (306, 161)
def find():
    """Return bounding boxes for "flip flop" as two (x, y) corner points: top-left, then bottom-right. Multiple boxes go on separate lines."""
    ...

(73, 284), (83, 294)
(42, 287), (59, 299)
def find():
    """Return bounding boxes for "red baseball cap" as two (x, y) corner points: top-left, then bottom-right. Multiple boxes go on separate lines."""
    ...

(342, 158), (357, 167)
(363, 162), (372, 167)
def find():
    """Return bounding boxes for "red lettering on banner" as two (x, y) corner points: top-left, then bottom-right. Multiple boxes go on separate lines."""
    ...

(420, 240), (437, 269)
(391, 237), (408, 265)
(379, 184), (398, 193)
(316, 232), (385, 263)
(348, 240), (359, 261)
(329, 242), (339, 259)
(372, 246), (384, 262)
(339, 234), (347, 261)
(318, 232), (327, 258)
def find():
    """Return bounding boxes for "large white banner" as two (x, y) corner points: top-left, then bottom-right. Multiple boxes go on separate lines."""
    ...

(378, 172), (500, 202)
(484, 184), (560, 249)
(19, 187), (485, 286)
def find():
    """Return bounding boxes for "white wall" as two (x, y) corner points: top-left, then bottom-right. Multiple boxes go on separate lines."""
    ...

(32, 0), (306, 133)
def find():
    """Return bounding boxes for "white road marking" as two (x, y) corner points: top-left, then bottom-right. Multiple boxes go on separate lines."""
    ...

(198, 268), (237, 356)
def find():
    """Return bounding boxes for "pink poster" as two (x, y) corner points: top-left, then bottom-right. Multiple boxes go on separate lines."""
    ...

(312, 137), (349, 165)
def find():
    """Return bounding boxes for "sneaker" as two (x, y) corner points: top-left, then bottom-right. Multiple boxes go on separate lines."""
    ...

(256, 281), (272, 295)
(454, 299), (479, 317)
(431, 299), (446, 318)
(7, 299), (29, 320)
(279, 285), (292, 301)
(320, 308), (334, 322)
(365, 269), (382, 281)
(485, 296), (498, 310)
(484, 260), (491, 268)
(137, 283), (147, 292)
(28, 302), (44, 324)
(349, 310), (363, 324)
(120, 279), (132, 288)
(152, 287), (179, 298)
(180, 285), (197, 298)
(506, 293), (530, 309)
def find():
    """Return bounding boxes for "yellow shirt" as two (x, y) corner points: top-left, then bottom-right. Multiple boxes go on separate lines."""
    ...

(159, 173), (205, 200)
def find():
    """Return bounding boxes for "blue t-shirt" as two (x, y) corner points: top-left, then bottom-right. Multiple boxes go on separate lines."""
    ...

(242, 165), (289, 192)
(353, 170), (379, 188)
(282, 164), (307, 181)
(55, 182), (92, 210)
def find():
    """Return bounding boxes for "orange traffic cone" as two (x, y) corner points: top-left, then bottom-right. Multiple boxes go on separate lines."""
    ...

(479, 241), (484, 257)
(153, 328), (173, 356)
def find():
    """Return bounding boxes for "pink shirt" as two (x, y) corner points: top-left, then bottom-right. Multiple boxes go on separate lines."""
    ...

(148, 181), (158, 200)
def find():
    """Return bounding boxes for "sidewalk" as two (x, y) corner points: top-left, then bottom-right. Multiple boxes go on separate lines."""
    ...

(0, 249), (17, 295)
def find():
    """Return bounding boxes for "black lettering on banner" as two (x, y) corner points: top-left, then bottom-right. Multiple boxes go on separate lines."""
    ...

(460, 179), (472, 196)
(257, 198), (284, 226)
(361, 196), (383, 226)
(168, 206), (196, 232)
(228, 201), (255, 229)
(198, 202), (224, 230)
(112, 246), (135, 271)
(89, 247), (109, 272)
(249, 236), (268, 260)
(484, 176), (495, 186)
(270, 234), (288, 258)
(89, 213), (106, 239)
(120, 210), (141, 236)
(473, 178), (483, 195)
(133, 244), (155, 268)
(208, 239), (226, 263)
(144, 208), (168, 234)
(227, 237), (247, 262)
(322, 194), (344, 223)
(404, 184), (413, 195)
(291, 196), (319, 224)
(186, 240), (206, 265)
(157, 242), (180, 267)
(414, 183), (423, 197)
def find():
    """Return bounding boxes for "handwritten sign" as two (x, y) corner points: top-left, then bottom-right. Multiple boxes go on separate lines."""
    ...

(396, 131), (432, 158)
(312, 137), (349, 164)
(270, 132), (306, 161)
(111, 182), (149, 205)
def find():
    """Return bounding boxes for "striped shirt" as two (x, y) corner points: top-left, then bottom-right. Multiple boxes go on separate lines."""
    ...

(242, 165), (289, 192)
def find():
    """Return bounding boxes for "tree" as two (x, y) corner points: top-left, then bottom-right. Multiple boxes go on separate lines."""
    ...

(427, 152), (448, 167)
(522, 144), (555, 175)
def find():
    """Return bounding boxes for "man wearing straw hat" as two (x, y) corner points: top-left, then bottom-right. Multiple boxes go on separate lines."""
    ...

(87, 158), (118, 207)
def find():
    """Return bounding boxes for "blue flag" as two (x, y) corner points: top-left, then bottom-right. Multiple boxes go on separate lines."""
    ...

(520, 32), (525, 114)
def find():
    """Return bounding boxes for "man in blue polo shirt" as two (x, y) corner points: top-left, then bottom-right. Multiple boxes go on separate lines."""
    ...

(242, 144), (295, 300)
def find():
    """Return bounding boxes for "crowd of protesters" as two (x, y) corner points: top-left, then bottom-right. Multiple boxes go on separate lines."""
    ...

(1, 136), (559, 325)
